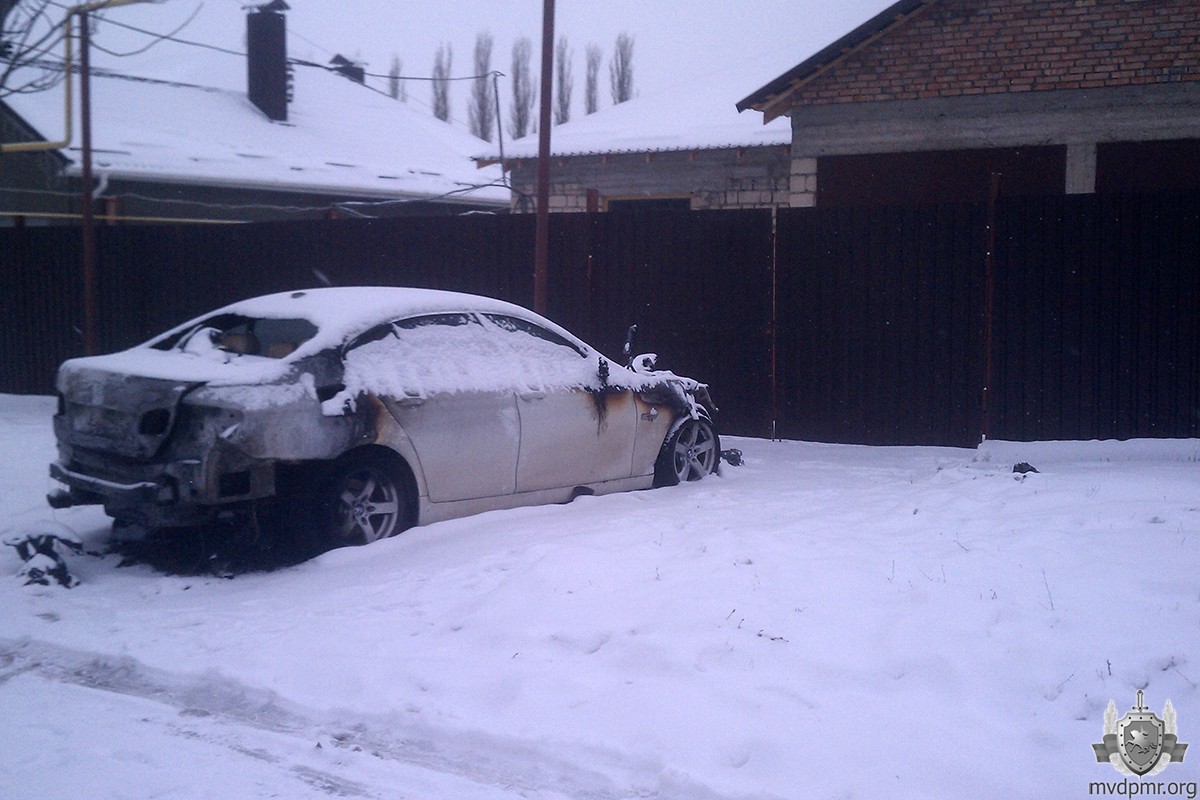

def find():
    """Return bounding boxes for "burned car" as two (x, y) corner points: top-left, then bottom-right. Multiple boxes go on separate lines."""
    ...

(49, 288), (720, 548)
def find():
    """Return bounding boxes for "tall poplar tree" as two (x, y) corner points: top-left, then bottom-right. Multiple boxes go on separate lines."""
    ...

(468, 31), (495, 141)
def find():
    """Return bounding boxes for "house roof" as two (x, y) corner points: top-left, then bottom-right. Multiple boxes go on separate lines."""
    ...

(1, 4), (508, 208)
(483, 54), (795, 161)
(737, 0), (932, 121)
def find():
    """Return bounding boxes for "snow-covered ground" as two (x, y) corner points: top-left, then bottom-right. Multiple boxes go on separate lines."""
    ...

(1, 392), (1198, 799)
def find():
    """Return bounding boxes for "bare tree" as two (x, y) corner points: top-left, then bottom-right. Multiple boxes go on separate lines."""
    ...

(467, 31), (494, 141)
(1, 0), (70, 99)
(584, 43), (601, 115)
(508, 36), (535, 139)
(554, 35), (572, 125)
(387, 54), (406, 101)
(431, 42), (452, 121)
(609, 32), (634, 105)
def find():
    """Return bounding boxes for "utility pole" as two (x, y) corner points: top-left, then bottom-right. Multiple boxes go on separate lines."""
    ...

(0, 1), (148, 354)
(533, 0), (554, 315)
(80, 8), (98, 354)
(75, 1), (150, 354)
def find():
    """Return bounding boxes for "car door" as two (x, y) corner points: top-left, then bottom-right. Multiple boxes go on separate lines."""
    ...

(481, 314), (638, 493)
(351, 313), (521, 503)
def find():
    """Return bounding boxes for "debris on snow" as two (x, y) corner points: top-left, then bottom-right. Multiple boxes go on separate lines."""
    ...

(3, 522), (84, 587)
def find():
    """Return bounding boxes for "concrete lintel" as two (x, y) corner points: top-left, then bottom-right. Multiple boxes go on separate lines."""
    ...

(1065, 142), (1097, 194)
(790, 83), (1200, 157)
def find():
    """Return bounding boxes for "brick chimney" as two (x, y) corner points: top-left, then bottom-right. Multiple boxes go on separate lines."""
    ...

(247, 0), (289, 122)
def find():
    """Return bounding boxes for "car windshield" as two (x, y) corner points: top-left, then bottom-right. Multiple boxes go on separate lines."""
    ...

(151, 314), (319, 360)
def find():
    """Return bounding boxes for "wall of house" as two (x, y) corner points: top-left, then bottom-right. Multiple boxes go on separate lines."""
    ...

(0, 108), (75, 223)
(0, 168), (504, 226)
(505, 145), (791, 213)
(817, 146), (1066, 207)
(790, 0), (1200, 107)
(777, 0), (1200, 206)
(92, 179), (500, 223)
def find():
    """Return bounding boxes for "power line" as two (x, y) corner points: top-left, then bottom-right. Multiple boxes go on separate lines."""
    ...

(43, 0), (245, 57)
(46, 1), (504, 83)
(89, 2), (203, 58)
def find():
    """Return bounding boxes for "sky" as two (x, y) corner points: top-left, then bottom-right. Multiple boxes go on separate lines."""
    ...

(86, 0), (900, 131)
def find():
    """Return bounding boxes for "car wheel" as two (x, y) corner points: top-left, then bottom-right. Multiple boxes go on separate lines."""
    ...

(319, 451), (413, 547)
(654, 417), (720, 487)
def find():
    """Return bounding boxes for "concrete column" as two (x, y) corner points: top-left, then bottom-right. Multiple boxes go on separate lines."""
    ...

(1065, 143), (1097, 195)
(791, 155), (818, 207)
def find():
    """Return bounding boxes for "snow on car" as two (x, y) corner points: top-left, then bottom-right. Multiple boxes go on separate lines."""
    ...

(47, 287), (720, 549)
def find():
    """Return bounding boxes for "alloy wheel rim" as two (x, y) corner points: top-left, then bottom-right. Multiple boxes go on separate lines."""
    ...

(334, 467), (401, 543)
(673, 420), (716, 481)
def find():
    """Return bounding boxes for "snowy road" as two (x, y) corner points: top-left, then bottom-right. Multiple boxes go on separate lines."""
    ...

(2, 394), (1198, 798)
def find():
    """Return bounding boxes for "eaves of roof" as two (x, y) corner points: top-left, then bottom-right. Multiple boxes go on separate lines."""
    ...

(736, 0), (935, 121)
(58, 161), (510, 205)
(492, 134), (792, 162)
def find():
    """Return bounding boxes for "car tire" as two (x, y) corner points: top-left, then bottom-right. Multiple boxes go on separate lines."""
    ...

(316, 449), (414, 548)
(654, 417), (720, 487)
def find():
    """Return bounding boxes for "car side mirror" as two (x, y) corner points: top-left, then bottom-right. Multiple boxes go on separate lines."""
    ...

(622, 324), (638, 365)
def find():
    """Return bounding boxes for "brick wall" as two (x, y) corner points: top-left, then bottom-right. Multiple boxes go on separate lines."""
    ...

(507, 146), (792, 213)
(794, 0), (1200, 106)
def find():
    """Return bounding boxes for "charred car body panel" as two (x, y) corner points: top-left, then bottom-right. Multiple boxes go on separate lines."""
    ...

(49, 287), (718, 541)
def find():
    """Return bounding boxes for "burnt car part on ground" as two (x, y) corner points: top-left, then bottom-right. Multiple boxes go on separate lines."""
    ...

(49, 287), (721, 554)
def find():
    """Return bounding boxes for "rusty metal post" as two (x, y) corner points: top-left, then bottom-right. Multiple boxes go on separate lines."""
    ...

(80, 9), (98, 355)
(533, 0), (555, 314)
(980, 172), (1001, 442)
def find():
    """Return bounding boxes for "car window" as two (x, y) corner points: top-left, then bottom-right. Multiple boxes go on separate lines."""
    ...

(481, 314), (601, 392)
(336, 311), (600, 399)
(343, 322), (396, 353)
(345, 313), (476, 353)
(396, 313), (474, 330)
(481, 314), (586, 357)
(339, 312), (513, 398)
(153, 314), (317, 360)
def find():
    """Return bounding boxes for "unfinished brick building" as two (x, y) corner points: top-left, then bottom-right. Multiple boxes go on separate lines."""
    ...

(738, 0), (1200, 206)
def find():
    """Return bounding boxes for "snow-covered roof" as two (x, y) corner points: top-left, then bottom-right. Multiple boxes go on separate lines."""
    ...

(2, 4), (508, 207)
(486, 58), (794, 160)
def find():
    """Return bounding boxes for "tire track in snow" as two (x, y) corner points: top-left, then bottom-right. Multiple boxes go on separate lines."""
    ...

(0, 637), (786, 800)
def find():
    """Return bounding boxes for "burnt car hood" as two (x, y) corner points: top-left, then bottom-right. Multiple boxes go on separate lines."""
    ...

(56, 349), (297, 460)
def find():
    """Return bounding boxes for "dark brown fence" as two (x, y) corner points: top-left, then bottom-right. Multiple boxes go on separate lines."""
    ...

(2, 197), (1197, 444)
(0, 210), (773, 436)
(560, 209), (774, 437)
(990, 193), (1200, 441)
(774, 203), (989, 447)
(773, 194), (1200, 445)
(2, 216), (537, 397)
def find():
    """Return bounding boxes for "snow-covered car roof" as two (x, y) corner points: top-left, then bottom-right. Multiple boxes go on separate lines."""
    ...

(59, 287), (594, 386)
(206, 287), (577, 351)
